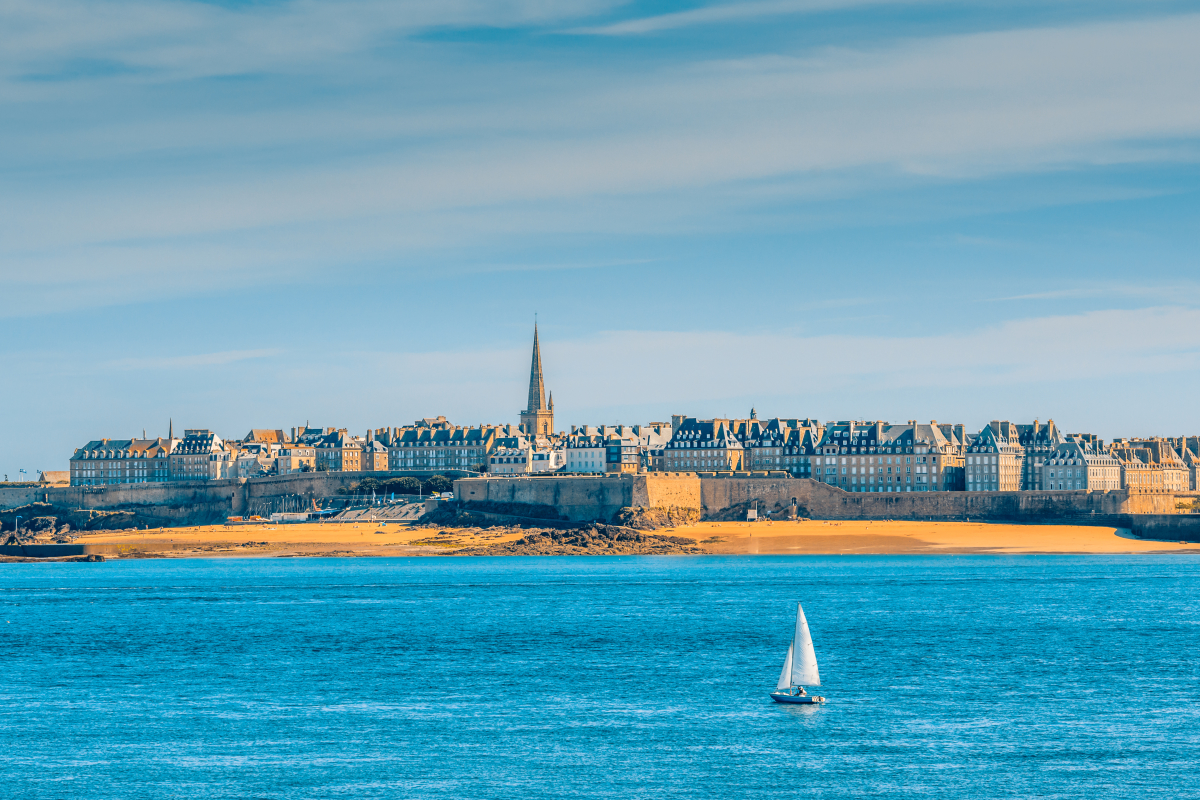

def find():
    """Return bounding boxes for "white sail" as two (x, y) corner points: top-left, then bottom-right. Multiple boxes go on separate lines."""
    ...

(776, 643), (793, 691)
(789, 602), (820, 686)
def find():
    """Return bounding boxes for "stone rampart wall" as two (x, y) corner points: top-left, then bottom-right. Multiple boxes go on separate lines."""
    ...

(632, 475), (702, 511)
(0, 472), (388, 523)
(699, 477), (1176, 520)
(455, 476), (635, 522)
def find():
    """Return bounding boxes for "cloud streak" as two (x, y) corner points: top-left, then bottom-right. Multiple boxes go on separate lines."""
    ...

(568, 0), (928, 35)
(103, 349), (283, 371)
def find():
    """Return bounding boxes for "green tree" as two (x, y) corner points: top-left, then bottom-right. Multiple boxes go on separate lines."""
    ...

(423, 475), (454, 494)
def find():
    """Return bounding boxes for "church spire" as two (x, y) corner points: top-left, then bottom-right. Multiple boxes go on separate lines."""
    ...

(527, 323), (547, 412)
(169, 418), (173, 439)
(520, 322), (554, 437)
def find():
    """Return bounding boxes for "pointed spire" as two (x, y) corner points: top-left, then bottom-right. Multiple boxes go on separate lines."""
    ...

(527, 323), (546, 412)
(548, 391), (554, 411)
(169, 418), (173, 439)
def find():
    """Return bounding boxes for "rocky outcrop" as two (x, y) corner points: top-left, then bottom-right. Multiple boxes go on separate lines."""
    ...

(610, 505), (700, 530)
(456, 524), (700, 556)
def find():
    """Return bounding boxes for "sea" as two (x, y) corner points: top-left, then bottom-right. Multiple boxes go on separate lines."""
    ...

(2, 555), (1199, 799)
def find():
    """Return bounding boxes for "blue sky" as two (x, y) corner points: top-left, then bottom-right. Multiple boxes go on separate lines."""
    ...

(3, 0), (1200, 476)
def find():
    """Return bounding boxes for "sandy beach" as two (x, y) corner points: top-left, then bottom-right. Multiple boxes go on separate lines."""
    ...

(65, 518), (1200, 558)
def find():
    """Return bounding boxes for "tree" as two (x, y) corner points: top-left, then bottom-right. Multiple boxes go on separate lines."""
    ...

(423, 475), (454, 495)
(381, 477), (422, 495)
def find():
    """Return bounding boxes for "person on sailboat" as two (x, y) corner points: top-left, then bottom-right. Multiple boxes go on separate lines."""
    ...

(794, 687), (807, 697)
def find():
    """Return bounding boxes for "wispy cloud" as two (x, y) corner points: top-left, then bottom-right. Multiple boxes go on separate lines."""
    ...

(994, 283), (1200, 303)
(104, 349), (282, 371)
(568, 0), (924, 36)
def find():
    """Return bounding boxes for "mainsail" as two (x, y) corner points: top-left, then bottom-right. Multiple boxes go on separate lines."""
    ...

(776, 643), (793, 691)
(789, 603), (821, 686)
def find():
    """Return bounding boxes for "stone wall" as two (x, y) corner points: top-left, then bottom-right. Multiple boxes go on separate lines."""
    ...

(454, 474), (703, 523)
(0, 471), (391, 524)
(454, 475), (634, 522)
(699, 476), (1177, 521)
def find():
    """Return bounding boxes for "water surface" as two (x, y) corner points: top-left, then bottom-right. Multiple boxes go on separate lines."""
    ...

(2, 556), (1198, 798)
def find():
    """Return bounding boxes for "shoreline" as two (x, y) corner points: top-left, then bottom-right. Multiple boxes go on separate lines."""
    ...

(4, 519), (1194, 560)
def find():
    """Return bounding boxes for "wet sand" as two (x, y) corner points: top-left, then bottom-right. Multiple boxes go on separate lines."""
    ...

(67, 518), (1200, 557)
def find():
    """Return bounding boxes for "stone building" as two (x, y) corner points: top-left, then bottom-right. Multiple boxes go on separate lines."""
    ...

(1112, 438), (1190, 493)
(243, 429), (290, 446)
(744, 416), (822, 473)
(487, 434), (564, 474)
(70, 436), (177, 486)
(388, 422), (501, 472)
(314, 429), (363, 472)
(169, 430), (234, 481)
(782, 427), (822, 479)
(965, 421), (1025, 492)
(519, 324), (554, 438)
(1041, 437), (1121, 491)
(1015, 419), (1063, 490)
(663, 418), (746, 471)
(565, 427), (606, 473)
(362, 437), (390, 472)
(276, 446), (316, 475)
(814, 420), (964, 493)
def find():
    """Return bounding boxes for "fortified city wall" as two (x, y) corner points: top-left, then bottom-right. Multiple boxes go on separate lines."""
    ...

(0, 472), (397, 524)
(453, 474), (1200, 539)
(698, 476), (1177, 519)
(3, 473), (1196, 541)
(454, 474), (700, 522)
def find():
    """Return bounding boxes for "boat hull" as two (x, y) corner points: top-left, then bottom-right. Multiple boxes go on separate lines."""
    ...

(770, 692), (825, 704)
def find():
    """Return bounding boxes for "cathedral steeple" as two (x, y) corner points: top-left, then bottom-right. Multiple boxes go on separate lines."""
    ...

(527, 323), (547, 413)
(520, 323), (555, 437)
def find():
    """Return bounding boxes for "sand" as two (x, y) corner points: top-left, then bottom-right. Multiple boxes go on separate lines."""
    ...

(67, 518), (1200, 558)
(71, 521), (529, 558)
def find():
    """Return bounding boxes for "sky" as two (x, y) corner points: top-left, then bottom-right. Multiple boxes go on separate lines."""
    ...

(2, 0), (1200, 476)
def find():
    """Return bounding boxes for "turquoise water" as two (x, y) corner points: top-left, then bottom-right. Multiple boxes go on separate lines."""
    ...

(2, 556), (1199, 798)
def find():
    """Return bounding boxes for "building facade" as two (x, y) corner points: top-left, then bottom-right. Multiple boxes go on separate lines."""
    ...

(663, 418), (745, 472)
(965, 421), (1025, 492)
(1041, 438), (1121, 491)
(70, 437), (177, 486)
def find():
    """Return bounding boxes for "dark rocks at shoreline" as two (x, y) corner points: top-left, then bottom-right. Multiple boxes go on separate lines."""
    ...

(456, 524), (701, 556)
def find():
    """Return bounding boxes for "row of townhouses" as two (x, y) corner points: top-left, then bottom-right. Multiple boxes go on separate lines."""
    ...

(66, 327), (1200, 493)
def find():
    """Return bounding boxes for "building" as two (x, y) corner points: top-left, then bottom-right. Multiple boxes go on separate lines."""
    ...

(1015, 419), (1064, 490)
(314, 429), (363, 472)
(782, 426), (822, 479)
(663, 418), (746, 472)
(70, 436), (177, 486)
(169, 430), (234, 481)
(814, 420), (964, 493)
(1112, 438), (1190, 493)
(565, 427), (606, 473)
(745, 415), (822, 473)
(519, 324), (555, 437)
(965, 421), (1025, 492)
(388, 422), (501, 472)
(487, 435), (565, 474)
(243, 429), (290, 446)
(276, 446), (316, 475)
(604, 429), (641, 474)
(1041, 437), (1121, 491)
(637, 423), (673, 472)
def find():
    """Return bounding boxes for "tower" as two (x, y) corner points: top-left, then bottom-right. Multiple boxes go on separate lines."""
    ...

(520, 323), (555, 437)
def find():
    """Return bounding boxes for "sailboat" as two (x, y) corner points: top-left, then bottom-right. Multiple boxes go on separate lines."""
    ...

(770, 602), (826, 704)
